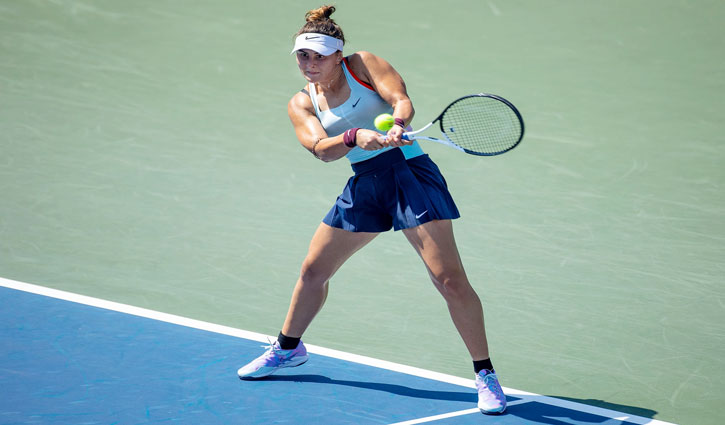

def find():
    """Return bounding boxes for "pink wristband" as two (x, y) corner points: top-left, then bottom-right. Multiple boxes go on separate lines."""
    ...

(344, 128), (360, 148)
(394, 118), (405, 128)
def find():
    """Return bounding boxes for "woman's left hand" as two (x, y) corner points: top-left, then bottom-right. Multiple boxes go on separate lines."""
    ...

(383, 124), (409, 148)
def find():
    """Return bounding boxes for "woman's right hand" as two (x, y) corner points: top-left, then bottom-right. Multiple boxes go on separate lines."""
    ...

(354, 129), (386, 151)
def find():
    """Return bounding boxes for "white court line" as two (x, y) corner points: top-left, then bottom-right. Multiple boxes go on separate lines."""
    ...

(389, 399), (530, 425)
(0, 277), (677, 425)
(389, 407), (480, 424)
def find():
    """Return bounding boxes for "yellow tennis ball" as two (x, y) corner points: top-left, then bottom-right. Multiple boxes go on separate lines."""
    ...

(374, 113), (395, 131)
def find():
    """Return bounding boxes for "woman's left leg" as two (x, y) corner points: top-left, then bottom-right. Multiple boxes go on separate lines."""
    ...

(402, 219), (489, 361)
(403, 219), (506, 415)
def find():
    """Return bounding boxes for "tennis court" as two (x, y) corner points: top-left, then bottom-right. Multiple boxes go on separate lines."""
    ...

(0, 278), (674, 424)
(1, 1), (723, 424)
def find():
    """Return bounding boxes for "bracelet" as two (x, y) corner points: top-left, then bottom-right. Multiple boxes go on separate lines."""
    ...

(343, 128), (360, 148)
(311, 138), (321, 159)
(394, 118), (405, 128)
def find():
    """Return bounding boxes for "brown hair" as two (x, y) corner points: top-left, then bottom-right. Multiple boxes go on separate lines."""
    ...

(294, 5), (345, 44)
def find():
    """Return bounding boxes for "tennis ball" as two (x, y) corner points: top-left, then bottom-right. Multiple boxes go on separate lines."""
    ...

(374, 113), (395, 131)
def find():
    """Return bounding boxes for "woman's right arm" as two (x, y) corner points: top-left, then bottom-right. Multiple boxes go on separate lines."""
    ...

(288, 91), (385, 162)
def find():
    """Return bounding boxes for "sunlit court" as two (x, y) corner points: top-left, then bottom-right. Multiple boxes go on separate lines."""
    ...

(1, 2), (723, 424)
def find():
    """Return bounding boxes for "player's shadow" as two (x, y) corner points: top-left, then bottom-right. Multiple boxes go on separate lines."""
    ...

(259, 375), (662, 424)
(544, 395), (659, 421)
(263, 374), (476, 403)
(505, 395), (661, 425)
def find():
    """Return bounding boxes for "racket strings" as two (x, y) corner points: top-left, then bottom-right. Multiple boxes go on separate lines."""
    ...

(440, 96), (522, 155)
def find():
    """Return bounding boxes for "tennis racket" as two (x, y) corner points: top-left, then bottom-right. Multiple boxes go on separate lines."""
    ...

(393, 93), (524, 156)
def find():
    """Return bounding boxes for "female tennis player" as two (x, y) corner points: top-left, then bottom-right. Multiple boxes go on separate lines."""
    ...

(237, 5), (506, 415)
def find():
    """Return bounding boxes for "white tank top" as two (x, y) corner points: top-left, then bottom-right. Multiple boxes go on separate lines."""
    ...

(308, 57), (424, 164)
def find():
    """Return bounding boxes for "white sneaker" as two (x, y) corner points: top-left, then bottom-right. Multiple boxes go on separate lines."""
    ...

(237, 341), (309, 379)
(476, 369), (506, 414)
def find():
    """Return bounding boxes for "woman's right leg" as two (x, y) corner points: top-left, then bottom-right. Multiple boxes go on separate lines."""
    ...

(281, 222), (378, 338)
(238, 223), (377, 379)
(237, 223), (377, 379)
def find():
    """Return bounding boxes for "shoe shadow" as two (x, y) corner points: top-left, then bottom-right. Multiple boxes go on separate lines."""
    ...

(545, 395), (660, 421)
(263, 374), (476, 403)
(508, 395), (664, 425)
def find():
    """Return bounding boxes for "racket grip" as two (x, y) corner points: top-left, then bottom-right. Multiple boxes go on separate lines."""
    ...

(382, 133), (413, 141)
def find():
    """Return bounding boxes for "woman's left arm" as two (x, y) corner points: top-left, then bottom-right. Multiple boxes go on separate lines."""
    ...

(348, 51), (414, 147)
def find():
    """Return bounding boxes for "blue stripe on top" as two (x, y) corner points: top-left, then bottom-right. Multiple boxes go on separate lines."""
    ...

(308, 56), (424, 164)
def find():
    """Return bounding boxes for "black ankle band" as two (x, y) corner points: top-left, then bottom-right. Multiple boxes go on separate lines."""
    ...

(277, 332), (301, 350)
(473, 358), (494, 374)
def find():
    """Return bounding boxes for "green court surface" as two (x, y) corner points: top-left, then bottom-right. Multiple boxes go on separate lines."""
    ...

(1, 1), (723, 424)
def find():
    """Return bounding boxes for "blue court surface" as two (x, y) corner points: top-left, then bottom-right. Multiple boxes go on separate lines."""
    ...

(0, 278), (674, 424)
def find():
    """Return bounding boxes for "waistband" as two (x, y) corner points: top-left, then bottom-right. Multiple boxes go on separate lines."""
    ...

(351, 148), (406, 175)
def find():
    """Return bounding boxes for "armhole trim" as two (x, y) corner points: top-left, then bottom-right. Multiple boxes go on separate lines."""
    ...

(343, 57), (375, 92)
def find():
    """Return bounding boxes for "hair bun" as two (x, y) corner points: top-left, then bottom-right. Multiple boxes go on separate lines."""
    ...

(305, 5), (336, 22)
(295, 5), (345, 44)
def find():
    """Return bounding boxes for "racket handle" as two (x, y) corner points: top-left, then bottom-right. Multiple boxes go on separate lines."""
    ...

(382, 133), (412, 141)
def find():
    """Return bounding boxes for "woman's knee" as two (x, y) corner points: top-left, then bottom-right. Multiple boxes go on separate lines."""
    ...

(299, 258), (334, 286)
(431, 269), (475, 299)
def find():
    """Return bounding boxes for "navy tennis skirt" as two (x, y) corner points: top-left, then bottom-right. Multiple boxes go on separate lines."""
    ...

(322, 148), (460, 232)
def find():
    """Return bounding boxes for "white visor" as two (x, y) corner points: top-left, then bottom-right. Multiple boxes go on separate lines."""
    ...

(291, 33), (343, 56)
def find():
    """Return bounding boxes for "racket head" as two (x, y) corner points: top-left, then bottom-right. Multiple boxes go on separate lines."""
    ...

(436, 93), (524, 156)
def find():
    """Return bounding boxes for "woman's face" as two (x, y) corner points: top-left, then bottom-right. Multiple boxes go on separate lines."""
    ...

(295, 49), (342, 83)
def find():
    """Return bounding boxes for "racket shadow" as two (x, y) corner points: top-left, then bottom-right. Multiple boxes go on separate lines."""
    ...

(261, 374), (477, 403)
